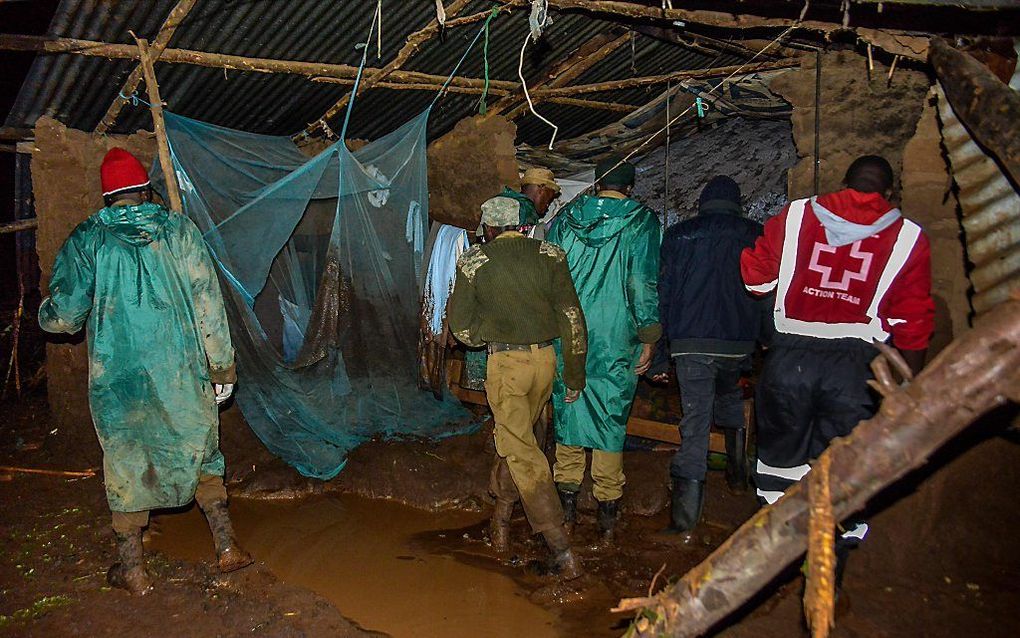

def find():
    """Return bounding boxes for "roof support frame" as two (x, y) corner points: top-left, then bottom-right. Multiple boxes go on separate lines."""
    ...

(94, 0), (199, 134)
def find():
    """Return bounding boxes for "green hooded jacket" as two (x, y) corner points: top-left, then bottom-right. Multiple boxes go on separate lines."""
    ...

(39, 202), (235, 512)
(547, 193), (661, 452)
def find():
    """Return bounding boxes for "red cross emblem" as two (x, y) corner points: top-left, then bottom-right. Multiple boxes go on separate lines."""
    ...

(808, 240), (873, 291)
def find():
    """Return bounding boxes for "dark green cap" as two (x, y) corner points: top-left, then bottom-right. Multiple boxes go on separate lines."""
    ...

(595, 157), (636, 187)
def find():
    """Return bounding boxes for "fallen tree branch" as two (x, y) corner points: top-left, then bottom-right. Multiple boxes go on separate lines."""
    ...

(929, 37), (1020, 188)
(617, 299), (1020, 637)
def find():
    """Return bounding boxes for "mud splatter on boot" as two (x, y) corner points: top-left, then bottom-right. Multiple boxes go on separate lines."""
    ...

(107, 529), (152, 595)
(596, 499), (619, 545)
(489, 499), (514, 553)
(543, 526), (583, 581)
(557, 488), (578, 536)
(201, 500), (254, 573)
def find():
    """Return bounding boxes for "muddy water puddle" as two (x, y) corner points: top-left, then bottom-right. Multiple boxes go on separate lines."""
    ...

(150, 494), (622, 637)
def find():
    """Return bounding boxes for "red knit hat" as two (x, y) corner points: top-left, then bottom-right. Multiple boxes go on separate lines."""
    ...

(100, 148), (150, 197)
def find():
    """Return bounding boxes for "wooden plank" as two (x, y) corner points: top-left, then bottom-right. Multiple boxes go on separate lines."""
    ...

(134, 37), (182, 213)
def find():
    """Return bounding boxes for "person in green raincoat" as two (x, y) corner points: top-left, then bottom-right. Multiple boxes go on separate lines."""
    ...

(547, 157), (661, 544)
(39, 148), (253, 595)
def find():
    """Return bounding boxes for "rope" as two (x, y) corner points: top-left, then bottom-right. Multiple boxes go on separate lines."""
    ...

(477, 6), (501, 115)
(338, 1), (382, 142)
(429, 7), (496, 110)
(119, 90), (153, 108)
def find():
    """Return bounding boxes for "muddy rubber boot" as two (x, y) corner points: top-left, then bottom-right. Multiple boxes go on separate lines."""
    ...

(596, 499), (619, 545)
(202, 500), (254, 573)
(724, 428), (748, 493)
(489, 499), (514, 553)
(107, 529), (153, 595)
(543, 526), (583, 581)
(557, 488), (578, 536)
(667, 478), (705, 534)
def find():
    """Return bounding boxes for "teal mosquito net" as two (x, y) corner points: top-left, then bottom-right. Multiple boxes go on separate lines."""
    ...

(152, 110), (473, 480)
(146, 12), (499, 478)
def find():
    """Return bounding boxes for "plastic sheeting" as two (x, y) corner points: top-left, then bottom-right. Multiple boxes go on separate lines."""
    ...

(151, 110), (472, 479)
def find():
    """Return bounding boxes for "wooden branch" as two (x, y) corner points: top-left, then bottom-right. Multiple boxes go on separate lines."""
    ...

(94, 0), (198, 133)
(134, 37), (182, 213)
(618, 299), (1020, 638)
(0, 218), (38, 235)
(538, 58), (801, 97)
(0, 33), (525, 98)
(491, 31), (634, 120)
(309, 76), (634, 111)
(300, 0), (491, 139)
(0, 465), (97, 478)
(0, 126), (33, 141)
(929, 37), (1020, 187)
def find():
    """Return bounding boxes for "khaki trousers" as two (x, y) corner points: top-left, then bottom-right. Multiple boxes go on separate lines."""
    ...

(554, 444), (625, 502)
(111, 473), (228, 533)
(485, 346), (563, 534)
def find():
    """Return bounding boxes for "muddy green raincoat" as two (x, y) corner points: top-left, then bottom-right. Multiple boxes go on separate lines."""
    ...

(39, 202), (235, 513)
(548, 194), (661, 452)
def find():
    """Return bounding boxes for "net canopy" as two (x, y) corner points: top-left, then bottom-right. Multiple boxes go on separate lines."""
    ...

(151, 107), (473, 480)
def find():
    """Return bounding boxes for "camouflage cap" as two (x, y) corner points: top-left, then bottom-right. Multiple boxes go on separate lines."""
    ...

(476, 196), (522, 236)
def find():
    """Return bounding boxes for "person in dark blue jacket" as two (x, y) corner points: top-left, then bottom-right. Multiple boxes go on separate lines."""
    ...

(651, 175), (769, 537)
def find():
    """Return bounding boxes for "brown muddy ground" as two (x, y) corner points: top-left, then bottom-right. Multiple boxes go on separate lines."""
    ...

(3, 394), (1019, 637)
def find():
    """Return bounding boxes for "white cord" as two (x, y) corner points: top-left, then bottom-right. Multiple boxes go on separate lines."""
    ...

(518, 32), (559, 150)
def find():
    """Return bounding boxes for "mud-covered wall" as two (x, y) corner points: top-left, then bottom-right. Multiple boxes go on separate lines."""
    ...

(426, 115), (519, 230)
(632, 116), (797, 224)
(770, 50), (931, 199)
(31, 116), (156, 461)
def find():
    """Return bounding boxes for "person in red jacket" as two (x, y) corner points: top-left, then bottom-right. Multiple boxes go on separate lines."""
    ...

(741, 155), (934, 588)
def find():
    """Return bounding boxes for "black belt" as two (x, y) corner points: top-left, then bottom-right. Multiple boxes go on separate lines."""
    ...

(487, 340), (554, 354)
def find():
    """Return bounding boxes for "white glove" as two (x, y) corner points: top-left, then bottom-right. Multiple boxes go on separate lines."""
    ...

(214, 383), (235, 405)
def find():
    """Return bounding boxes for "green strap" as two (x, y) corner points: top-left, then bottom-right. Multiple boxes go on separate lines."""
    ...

(475, 5), (499, 115)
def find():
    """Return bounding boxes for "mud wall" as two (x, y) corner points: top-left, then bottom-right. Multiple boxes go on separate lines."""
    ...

(31, 116), (156, 462)
(632, 116), (797, 225)
(426, 115), (519, 230)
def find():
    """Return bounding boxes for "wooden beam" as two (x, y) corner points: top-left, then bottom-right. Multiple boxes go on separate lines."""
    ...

(617, 299), (1020, 637)
(134, 37), (183, 213)
(491, 31), (634, 120)
(300, 0), (487, 139)
(0, 126), (33, 141)
(537, 58), (800, 97)
(95, 0), (199, 134)
(310, 76), (635, 112)
(929, 37), (1020, 187)
(0, 219), (38, 235)
(0, 34), (518, 97)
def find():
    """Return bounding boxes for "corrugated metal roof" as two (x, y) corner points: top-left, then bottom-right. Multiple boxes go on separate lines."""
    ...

(4, 0), (745, 143)
(937, 84), (1020, 316)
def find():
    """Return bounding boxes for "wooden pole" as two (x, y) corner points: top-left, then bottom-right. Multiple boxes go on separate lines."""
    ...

(929, 37), (1020, 187)
(537, 58), (801, 97)
(616, 299), (1020, 638)
(134, 37), (183, 213)
(0, 218), (38, 235)
(95, 0), (199, 133)
(0, 33), (782, 102)
(488, 31), (634, 119)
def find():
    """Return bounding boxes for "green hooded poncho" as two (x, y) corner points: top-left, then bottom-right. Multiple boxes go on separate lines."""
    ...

(39, 202), (235, 513)
(548, 194), (661, 452)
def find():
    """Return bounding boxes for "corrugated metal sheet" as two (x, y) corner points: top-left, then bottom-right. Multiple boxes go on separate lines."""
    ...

(936, 84), (1020, 316)
(4, 0), (743, 143)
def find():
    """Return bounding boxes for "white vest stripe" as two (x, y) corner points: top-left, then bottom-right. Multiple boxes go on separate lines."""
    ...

(772, 199), (921, 343)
